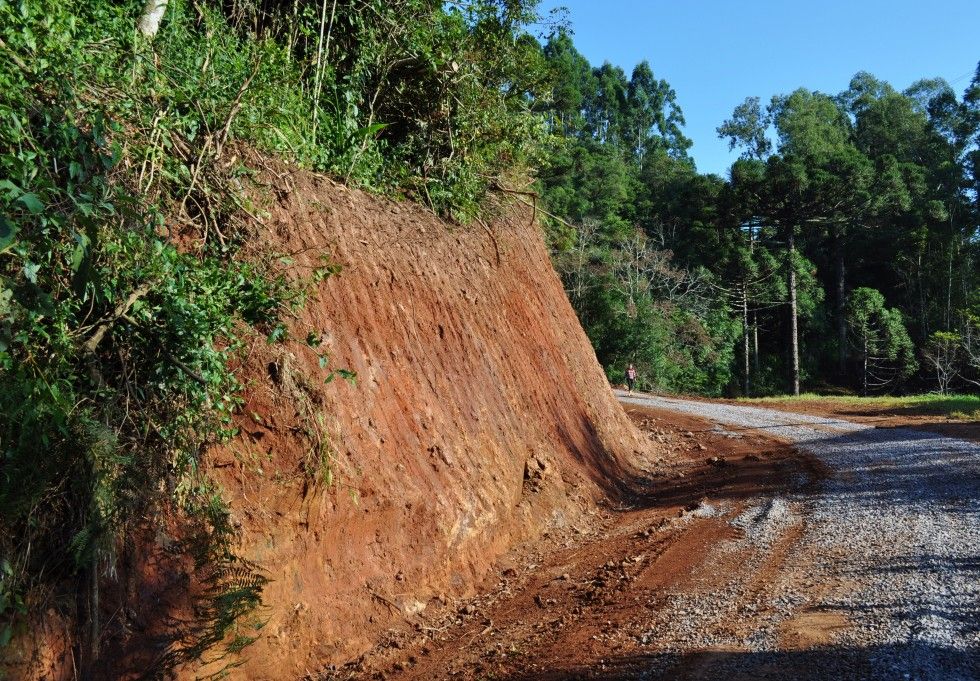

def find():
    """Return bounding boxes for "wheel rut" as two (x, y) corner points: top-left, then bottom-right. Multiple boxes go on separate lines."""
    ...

(320, 394), (980, 680)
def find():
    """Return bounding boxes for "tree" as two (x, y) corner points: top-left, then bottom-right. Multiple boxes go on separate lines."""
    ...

(545, 36), (979, 398)
(718, 96), (771, 160)
(137, 0), (169, 38)
(587, 62), (629, 144)
(962, 311), (980, 388)
(624, 61), (690, 162)
(923, 331), (963, 394)
(752, 88), (873, 393)
(542, 31), (595, 134)
(845, 288), (916, 394)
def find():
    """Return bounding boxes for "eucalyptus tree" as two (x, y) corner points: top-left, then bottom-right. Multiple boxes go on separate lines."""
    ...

(718, 96), (772, 161)
(624, 61), (691, 163)
(542, 31), (595, 135)
(587, 62), (629, 144)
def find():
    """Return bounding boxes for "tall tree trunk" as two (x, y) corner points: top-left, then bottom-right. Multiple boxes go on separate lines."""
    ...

(946, 233), (955, 329)
(862, 336), (868, 396)
(137, 0), (169, 38)
(742, 283), (750, 396)
(917, 251), (927, 338)
(835, 227), (847, 379)
(753, 310), (760, 374)
(788, 230), (800, 396)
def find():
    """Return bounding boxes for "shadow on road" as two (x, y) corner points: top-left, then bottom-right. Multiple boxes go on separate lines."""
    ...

(495, 643), (979, 680)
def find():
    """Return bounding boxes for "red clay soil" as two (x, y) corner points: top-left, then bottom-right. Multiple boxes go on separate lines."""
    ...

(326, 405), (821, 681)
(169, 168), (657, 679)
(5, 163), (652, 681)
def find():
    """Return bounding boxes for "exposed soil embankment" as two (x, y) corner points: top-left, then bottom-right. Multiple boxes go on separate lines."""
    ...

(347, 402), (815, 680)
(187, 171), (650, 678)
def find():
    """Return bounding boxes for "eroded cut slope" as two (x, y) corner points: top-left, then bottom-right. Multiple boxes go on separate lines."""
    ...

(194, 170), (649, 678)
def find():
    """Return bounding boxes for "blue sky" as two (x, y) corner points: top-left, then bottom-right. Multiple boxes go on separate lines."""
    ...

(536, 0), (980, 176)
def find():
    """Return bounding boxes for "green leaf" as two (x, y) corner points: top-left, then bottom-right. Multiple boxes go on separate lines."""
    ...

(0, 180), (20, 198)
(22, 262), (40, 284)
(17, 193), (43, 214)
(350, 122), (388, 141)
(266, 324), (287, 344)
(335, 368), (357, 385)
(70, 243), (86, 272)
(0, 216), (17, 252)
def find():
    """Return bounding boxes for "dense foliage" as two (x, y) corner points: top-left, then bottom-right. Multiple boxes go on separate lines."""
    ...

(536, 32), (740, 395)
(0, 0), (323, 671)
(534, 32), (980, 397)
(215, 0), (557, 220)
(0, 0), (555, 673)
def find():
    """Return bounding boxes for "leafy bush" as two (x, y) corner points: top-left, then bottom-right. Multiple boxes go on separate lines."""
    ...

(215, 0), (556, 219)
(0, 0), (319, 670)
(0, 0), (557, 671)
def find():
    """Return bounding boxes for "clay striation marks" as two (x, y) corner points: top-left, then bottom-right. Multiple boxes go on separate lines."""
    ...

(321, 403), (815, 680)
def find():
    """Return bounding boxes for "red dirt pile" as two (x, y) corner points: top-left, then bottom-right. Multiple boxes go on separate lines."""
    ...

(186, 170), (649, 678)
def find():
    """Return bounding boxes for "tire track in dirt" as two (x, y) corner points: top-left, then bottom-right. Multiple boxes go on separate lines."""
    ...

(320, 393), (979, 680)
(319, 401), (822, 680)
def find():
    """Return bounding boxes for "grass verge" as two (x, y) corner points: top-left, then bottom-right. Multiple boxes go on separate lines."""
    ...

(738, 393), (980, 420)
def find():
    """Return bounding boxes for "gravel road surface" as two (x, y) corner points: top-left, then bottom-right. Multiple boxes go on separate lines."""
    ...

(617, 391), (980, 681)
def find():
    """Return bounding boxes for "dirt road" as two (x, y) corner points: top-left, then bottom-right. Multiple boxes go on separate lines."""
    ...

(330, 394), (980, 680)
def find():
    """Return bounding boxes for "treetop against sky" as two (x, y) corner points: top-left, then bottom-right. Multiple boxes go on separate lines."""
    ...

(539, 0), (980, 176)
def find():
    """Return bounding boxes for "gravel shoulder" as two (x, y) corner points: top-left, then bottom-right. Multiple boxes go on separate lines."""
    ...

(723, 396), (980, 444)
(618, 391), (980, 681)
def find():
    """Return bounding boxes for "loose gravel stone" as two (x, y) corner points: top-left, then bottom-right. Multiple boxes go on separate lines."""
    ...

(619, 391), (980, 681)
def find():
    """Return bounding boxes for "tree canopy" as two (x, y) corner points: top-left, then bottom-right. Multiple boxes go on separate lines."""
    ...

(535, 31), (979, 396)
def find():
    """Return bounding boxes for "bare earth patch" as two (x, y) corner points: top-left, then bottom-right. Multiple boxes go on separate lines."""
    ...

(321, 402), (819, 680)
(318, 392), (980, 681)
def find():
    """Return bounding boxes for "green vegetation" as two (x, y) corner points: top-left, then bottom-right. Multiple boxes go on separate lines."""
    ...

(0, 0), (311, 671)
(0, 0), (555, 674)
(538, 33), (739, 395)
(533, 34), (980, 398)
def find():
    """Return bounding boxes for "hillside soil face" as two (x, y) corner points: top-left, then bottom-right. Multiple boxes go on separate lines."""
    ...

(185, 169), (654, 679)
(3, 162), (655, 681)
(332, 402), (818, 679)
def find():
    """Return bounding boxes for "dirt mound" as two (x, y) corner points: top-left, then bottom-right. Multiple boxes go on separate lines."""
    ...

(169, 169), (650, 678)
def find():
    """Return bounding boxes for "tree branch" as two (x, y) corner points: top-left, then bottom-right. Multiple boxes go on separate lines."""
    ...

(82, 284), (152, 356)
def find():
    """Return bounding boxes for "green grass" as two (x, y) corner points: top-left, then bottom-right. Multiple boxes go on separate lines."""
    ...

(738, 393), (980, 420)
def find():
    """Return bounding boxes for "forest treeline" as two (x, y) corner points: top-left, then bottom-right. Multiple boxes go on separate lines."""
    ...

(0, 0), (977, 673)
(536, 34), (980, 398)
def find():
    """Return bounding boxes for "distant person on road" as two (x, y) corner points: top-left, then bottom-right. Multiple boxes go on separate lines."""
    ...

(626, 363), (637, 395)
